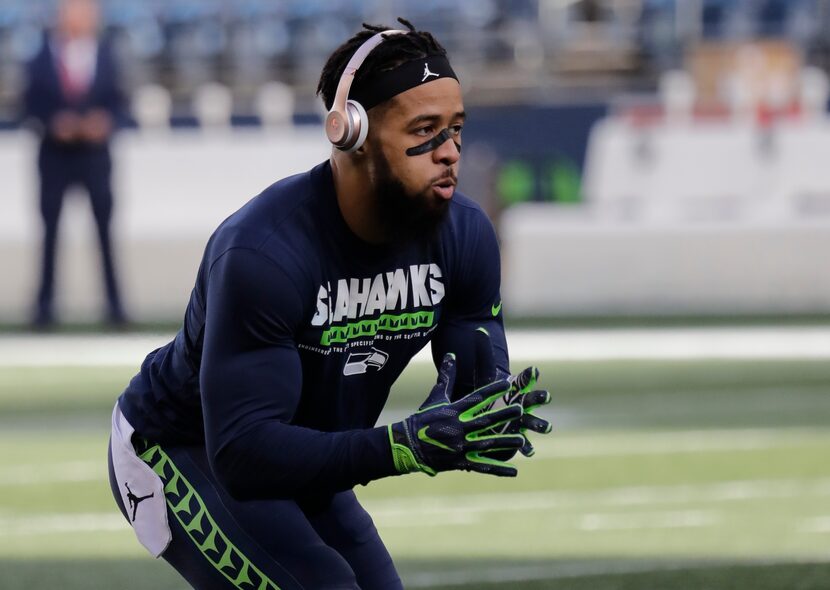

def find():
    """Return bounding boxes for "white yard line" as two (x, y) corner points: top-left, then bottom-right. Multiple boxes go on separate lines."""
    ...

(0, 334), (172, 367)
(0, 513), (127, 536)
(529, 428), (829, 458)
(800, 517), (830, 533)
(378, 512), (484, 528)
(502, 327), (830, 361)
(0, 461), (102, 486)
(577, 510), (719, 531)
(377, 509), (721, 531)
(364, 478), (830, 524)
(1, 326), (829, 367)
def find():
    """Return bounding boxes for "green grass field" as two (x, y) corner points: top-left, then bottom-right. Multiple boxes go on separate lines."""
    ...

(1, 357), (829, 589)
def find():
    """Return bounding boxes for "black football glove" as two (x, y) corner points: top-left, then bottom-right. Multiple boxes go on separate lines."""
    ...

(388, 353), (526, 477)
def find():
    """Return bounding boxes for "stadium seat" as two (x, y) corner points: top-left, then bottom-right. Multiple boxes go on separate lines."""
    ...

(255, 81), (294, 128)
(132, 84), (173, 129)
(193, 82), (233, 128)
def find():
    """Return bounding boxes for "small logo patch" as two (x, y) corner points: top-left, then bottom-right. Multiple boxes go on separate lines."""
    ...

(124, 482), (154, 522)
(491, 301), (503, 317)
(343, 347), (389, 376)
(417, 425), (453, 451)
(422, 63), (439, 82)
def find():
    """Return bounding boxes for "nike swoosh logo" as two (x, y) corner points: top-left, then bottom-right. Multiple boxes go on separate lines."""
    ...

(417, 426), (453, 451)
(491, 301), (502, 317)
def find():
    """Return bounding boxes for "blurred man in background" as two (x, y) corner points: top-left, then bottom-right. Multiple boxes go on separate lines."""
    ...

(23, 0), (128, 329)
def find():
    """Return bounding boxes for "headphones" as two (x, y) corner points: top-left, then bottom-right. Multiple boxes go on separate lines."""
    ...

(325, 29), (407, 153)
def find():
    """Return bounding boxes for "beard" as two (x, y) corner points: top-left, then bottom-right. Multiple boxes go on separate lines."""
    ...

(371, 149), (452, 245)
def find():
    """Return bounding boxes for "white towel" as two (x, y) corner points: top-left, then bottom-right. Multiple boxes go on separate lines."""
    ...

(110, 402), (172, 557)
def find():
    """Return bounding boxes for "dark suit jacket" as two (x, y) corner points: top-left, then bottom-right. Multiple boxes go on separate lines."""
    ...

(23, 32), (129, 152)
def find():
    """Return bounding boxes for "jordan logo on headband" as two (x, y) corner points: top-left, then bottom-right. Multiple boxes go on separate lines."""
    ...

(421, 63), (439, 82)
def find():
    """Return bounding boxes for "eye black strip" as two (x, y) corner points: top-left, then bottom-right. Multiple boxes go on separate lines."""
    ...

(405, 128), (462, 157)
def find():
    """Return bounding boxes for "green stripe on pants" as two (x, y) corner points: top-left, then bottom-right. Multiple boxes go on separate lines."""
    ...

(138, 443), (281, 590)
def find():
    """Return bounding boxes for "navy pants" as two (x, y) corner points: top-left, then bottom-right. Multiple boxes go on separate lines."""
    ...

(36, 144), (123, 321)
(108, 439), (402, 589)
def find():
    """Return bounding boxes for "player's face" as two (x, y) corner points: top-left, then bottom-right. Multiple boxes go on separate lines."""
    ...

(367, 78), (464, 241)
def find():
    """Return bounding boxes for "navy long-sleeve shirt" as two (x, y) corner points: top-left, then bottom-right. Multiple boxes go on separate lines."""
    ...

(119, 161), (508, 500)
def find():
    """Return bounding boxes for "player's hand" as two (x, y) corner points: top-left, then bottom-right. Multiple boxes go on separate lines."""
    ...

(471, 328), (552, 457)
(500, 366), (553, 457)
(388, 353), (525, 477)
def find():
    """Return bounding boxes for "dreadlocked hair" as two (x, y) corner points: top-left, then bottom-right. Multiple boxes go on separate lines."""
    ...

(317, 17), (448, 111)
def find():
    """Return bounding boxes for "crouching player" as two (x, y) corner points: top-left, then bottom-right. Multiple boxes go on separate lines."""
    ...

(108, 19), (552, 589)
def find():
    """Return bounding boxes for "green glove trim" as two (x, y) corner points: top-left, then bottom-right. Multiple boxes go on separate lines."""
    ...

(417, 425), (454, 452)
(388, 424), (437, 476)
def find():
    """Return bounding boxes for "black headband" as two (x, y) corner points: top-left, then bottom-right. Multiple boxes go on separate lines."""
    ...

(350, 54), (458, 111)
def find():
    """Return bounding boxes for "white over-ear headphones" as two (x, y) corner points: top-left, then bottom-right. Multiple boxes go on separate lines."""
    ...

(325, 29), (407, 153)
